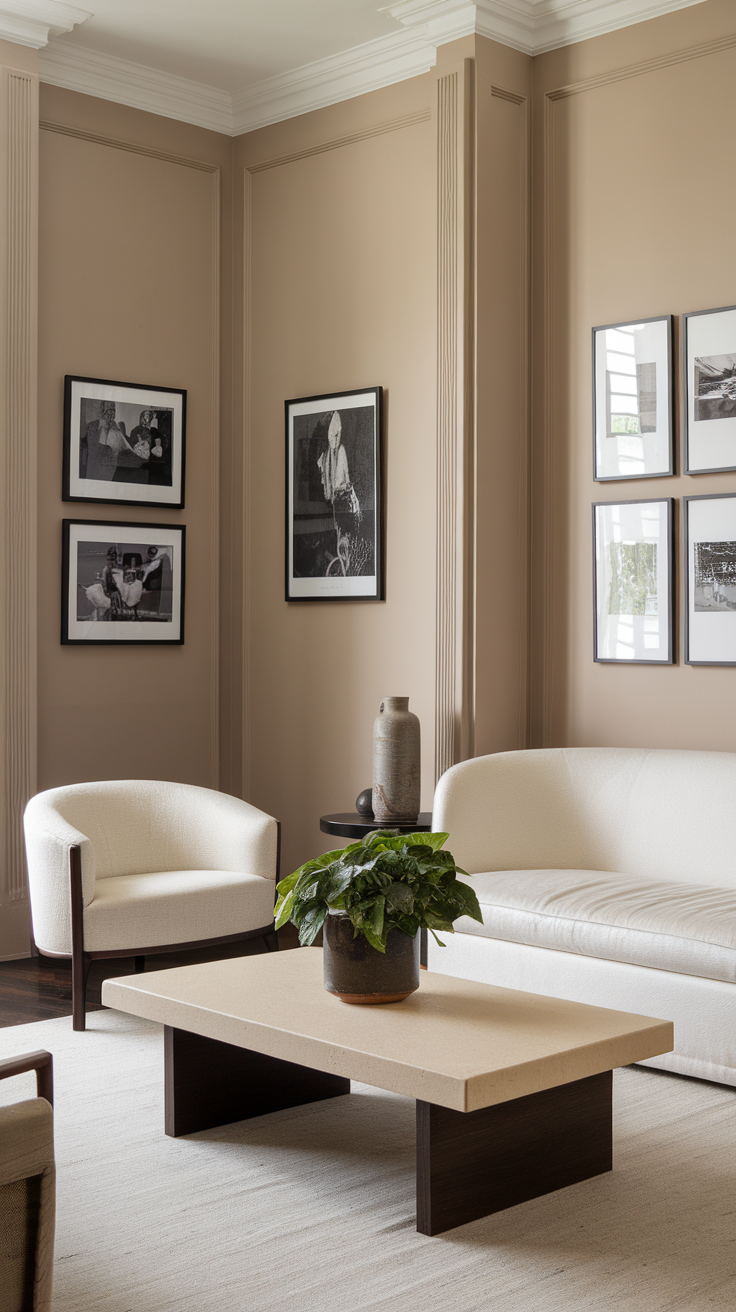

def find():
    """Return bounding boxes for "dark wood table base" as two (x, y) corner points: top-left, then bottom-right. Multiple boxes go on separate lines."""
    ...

(164, 1026), (349, 1137)
(164, 1027), (613, 1234)
(416, 1070), (612, 1234)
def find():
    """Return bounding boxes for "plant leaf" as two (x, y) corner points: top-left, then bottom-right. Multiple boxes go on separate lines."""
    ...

(297, 905), (328, 947)
(402, 831), (449, 851)
(386, 882), (414, 913)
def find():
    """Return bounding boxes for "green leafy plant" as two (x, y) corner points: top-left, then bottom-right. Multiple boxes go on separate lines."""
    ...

(274, 830), (483, 953)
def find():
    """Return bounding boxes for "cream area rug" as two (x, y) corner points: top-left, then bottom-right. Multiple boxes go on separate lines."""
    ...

(1, 1009), (736, 1312)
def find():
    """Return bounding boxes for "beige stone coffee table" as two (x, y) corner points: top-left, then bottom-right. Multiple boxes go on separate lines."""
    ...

(102, 948), (673, 1235)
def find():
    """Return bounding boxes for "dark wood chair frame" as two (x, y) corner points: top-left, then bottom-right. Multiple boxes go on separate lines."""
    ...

(0, 1049), (53, 1105)
(31, 826), (281, 1032)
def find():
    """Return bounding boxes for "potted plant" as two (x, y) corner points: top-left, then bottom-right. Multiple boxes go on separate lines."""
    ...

(274, 830), (482, 1005)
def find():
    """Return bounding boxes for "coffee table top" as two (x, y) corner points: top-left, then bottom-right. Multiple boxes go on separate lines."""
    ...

(102, 949), (672, 1113)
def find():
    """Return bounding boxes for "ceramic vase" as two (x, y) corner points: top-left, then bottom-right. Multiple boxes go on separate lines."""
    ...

(323, 913), (420, 1004)
(372, 696), (420, 823)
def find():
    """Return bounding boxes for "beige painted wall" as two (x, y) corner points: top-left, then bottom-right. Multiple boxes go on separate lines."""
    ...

(531, 0), (736, 751)
(38, 86), (232, 792)
(236, 79), (438, 877)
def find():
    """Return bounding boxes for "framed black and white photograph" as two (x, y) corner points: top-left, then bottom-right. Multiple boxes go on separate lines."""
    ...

(62, 520), (185, 644)
(285, 387), (383, 601)
(685, 494), (736, 664)
(593, 498), (674, 663)
(63, 375), (186, 508)
(593, 315), (673, 480)
(684, 305), (736, 473)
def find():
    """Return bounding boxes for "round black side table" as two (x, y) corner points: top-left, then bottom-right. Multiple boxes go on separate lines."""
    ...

(319, 811), (433, 839)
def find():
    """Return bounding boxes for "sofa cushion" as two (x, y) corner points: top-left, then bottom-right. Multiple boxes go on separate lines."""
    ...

(452, 870), (736, 984)
(83, 869), (275, 952)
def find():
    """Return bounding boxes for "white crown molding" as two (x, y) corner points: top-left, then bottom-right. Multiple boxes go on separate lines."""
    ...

(36, 0), (707, 136)
(232, 28), (435, 134)
(384, 1), (531, 51)
(385, 0), (708, 56)
(38, 39), (233, 133)
(39, 25), (436, 137)
(530, 0), (709, 55)
(0, 1), (90, 50)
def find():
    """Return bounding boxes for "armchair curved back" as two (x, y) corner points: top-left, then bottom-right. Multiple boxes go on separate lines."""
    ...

(24, 780), (278, 954)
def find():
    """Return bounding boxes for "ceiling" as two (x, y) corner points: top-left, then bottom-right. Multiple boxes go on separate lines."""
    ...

(2, 0), (709, 135)
(49, 0), (400, 92)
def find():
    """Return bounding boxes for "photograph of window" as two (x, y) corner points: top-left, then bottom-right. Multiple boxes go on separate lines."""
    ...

(593, 316), (673, 481)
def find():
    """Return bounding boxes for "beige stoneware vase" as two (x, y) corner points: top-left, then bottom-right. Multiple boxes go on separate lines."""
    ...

(371, 696), (420, 824)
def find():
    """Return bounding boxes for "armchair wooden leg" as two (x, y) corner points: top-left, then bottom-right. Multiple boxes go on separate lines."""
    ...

(134, 956), (145, 973)
(263, 930), (279, 953)
(70, 843), (90, 1031)
(72, 950), (91, 1031)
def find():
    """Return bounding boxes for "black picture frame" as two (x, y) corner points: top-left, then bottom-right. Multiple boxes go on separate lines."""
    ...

(62, 519), (185, 645)
(593, 498), (674, 664)
(683, 304), (736, 474)
(592, 315), (674, 481)
(63, 374), (186, 509)
(285, 387), (384, 602)
(684, 492), (736, 665)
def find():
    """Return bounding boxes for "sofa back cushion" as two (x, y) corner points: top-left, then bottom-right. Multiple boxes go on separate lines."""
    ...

(433, 747), (736, 888)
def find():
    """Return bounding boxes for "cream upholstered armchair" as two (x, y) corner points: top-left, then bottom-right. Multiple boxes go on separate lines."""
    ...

(24, 780), (280, 1030)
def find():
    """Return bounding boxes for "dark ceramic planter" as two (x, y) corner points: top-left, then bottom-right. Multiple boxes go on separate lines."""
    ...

(323, 913), (420, 1004)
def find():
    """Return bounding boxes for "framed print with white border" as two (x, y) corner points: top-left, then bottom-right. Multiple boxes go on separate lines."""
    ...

(593, 499), (674, 664)
(684, 304), (736, 473)
(63, 375), (186, 508)
(593, 315), (673, 481)
(285, 387), (383, 601)
(685, 493), (736, 665)
(62, 520), (185, 644)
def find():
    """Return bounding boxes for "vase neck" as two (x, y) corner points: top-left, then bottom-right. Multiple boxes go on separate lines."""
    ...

(381, 697), (409, 713)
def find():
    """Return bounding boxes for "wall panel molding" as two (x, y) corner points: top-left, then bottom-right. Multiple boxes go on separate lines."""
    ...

(0, 65), (38, 904)
(38, 119), (219, 172)
(539, 85), (556, 748)
(39, 117), (221, 789)
(245, 109), (431, 175)
(241, 167), (253, 802)
(547, 29), (736, 102)
(241, 106), (433, 802)
(434, 58), (474, 783)
(491, 83), (530, 752)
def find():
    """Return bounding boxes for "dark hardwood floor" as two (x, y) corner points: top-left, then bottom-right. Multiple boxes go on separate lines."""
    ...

(0, 925), (302, 1028)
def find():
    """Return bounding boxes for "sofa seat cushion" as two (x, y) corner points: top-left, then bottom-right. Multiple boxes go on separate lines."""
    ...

(83, 870), (275, 952)
(452, 870), (736, 984)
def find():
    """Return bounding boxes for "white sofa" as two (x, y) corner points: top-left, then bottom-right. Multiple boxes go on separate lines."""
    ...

(429, 747), (736, 1087)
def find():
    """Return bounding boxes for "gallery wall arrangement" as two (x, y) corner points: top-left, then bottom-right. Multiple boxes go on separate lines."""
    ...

(592, 304), (736, 668)
(60, 375), (187, 645)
